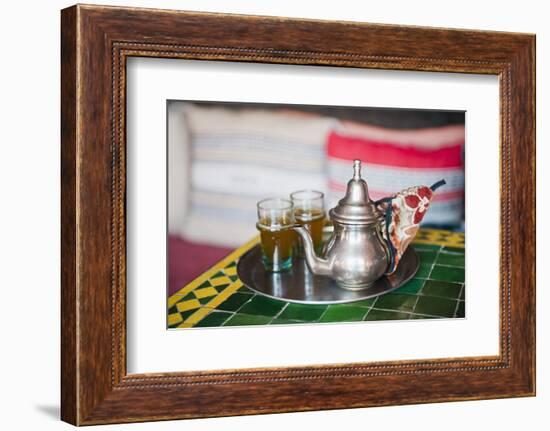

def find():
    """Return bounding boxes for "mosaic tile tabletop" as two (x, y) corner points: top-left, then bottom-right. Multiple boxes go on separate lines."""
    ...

(168, 228), (465, 329)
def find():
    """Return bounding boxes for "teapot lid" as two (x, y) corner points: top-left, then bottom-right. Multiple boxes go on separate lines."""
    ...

(329, 160), (382, 225)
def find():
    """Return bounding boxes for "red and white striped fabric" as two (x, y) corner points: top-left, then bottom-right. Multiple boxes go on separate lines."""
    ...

(327, 122), (465, 226)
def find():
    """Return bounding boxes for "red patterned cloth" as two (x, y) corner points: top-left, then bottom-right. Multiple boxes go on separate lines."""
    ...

(380, 185), (437, 274)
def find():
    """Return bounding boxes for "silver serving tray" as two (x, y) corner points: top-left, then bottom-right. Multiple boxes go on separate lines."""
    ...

(237, 246), (419, 305)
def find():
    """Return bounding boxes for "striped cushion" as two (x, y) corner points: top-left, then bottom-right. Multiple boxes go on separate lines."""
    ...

(327, 122), (465, 226)
(180, 105), (335, 247)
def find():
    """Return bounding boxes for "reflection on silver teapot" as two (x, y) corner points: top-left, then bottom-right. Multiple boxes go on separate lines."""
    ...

(293, 160), (444, 290)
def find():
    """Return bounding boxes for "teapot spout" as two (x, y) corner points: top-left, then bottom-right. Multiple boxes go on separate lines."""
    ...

(292, 225), (332, 276)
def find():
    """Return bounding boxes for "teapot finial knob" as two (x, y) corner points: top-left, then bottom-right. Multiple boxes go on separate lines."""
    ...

(353, 159), (362, 180)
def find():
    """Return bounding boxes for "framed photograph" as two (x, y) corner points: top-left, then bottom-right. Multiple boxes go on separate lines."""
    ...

(61, 4), (535, 425)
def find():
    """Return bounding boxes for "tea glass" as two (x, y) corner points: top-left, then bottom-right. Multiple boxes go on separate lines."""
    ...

(290, 190), (325, 255)
(256, 198), (296, 272)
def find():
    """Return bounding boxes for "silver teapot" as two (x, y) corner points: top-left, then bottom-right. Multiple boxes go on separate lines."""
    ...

(293, 160), (388, 290)
(293, 160), (443, 290)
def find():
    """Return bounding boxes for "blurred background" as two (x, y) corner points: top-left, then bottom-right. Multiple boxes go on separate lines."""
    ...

(168, 101), (465, 295)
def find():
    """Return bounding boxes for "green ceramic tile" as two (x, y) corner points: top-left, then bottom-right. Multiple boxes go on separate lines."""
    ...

(415, 263), (433, 279)
(417, 250), (438, 264)
(197, 280), (211, 289)
(411, 314), (440, 319)
(436, 252), (465, 268)
(351, 297), (378, 308)
(421, 280), (462, 299)
(460, 286), (465, 300)
(277, 304), (327, 322)
(442, 246), (465, 253)
(413, 244), (441, 251)
(319, 305), (369, 322)
(177, 292), (196, 302)
(216, 292), (253, 312)
(270, 318), (304, 325)
(173, 308), (196, 321)
(237, 295), (286, 317)
(393, 278), (425, 295)
(414, 296), (457, 318)
(430, 265), (465, 283)
(364, 308), (411, 321)
(198, 296), (214, 305)
(223, 314), (273, 326)
(455, 301), (465, 318)
(213, 283), (231, 292)
(195, 311), (232, 327)
(373, 293), (418, 312)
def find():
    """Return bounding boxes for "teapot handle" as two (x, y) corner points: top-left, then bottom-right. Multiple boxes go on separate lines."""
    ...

(374, 196), (397, 274)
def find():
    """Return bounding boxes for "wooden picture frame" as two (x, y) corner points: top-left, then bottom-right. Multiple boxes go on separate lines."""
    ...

(61, 4), (535, 425)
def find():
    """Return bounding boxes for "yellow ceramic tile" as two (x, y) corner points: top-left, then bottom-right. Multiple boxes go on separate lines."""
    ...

(176, 299), (201, 313)
(168, 313), (183, 326)
(445, 235), (465, 247)
(194, 286), (218, 299)
(176, 321), (194, 328)
(210, 276), (231, 287)
(224, 266), (237, 276)
(412, 228), (464, 249)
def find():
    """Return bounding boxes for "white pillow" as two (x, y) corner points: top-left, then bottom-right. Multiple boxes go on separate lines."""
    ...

(179, 104), (335, 247)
